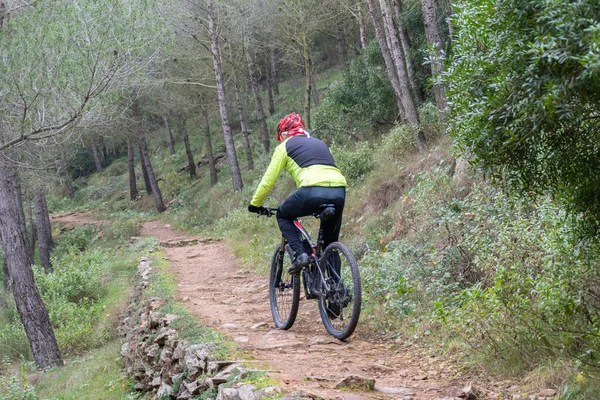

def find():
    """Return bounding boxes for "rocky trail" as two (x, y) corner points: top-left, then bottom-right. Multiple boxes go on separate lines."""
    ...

(53, 212), (507, 400)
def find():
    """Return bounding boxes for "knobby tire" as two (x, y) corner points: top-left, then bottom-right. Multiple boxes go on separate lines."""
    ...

(318, 242), (362, 340)
(269, 244), (300, 330)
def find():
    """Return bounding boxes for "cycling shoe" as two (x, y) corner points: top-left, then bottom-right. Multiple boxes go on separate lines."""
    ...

(288, 252), (309, 275)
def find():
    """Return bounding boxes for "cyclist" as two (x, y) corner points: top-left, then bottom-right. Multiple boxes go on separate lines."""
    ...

(248, 112), (347, 274)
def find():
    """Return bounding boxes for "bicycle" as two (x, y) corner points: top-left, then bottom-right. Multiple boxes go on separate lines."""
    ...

(258, 204), (361, 340)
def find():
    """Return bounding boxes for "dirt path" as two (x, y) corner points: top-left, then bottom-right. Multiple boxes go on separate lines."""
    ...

(52, 212), (484, 399)
(139, 221), (476, 400)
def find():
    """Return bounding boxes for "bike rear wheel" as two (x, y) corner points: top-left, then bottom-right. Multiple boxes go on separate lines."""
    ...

(269, 244), (300, 330)
(318, 242), (361, 340)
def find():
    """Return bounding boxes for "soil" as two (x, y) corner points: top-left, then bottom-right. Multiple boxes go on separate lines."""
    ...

(53, 212), (495, 399)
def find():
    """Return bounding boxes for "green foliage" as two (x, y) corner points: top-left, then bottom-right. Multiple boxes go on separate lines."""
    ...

(52, 226), (98, 258)
(0, 360), (37, 400)
(447, 0), (600, 231)
(330, 142), (374, 184)
(313, 41), (398, 140)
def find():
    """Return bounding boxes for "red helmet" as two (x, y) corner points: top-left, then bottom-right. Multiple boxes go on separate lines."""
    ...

(277, 113), (305, 142)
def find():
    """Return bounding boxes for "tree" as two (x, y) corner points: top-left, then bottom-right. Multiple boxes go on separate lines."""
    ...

(207, 0), (243, 191)
(163, 116), (177, 155)
(201, 107), (218, 186)
(0, 160), (63, 369)
(127, 138), (139, 201)
(34, 188), (54, 273)
(420, 0), (447, 122)
(447, 0), (600, 230)
(244, 34), (271, 154)
(133, 99), (166, 212)
(233, 75), (254, 170)
(178, 118), (197, 179)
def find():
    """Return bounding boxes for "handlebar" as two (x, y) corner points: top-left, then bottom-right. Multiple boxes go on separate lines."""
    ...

(257, 207), (278, 217)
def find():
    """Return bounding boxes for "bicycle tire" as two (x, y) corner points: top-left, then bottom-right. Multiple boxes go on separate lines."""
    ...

(269, 244), (300, 330)
(318, 242), (362, 340)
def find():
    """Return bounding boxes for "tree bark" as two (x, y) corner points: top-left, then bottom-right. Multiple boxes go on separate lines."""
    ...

(201, 108), (218, 186)
(269, 48), (280, 96)
(337, 20), (348, 66)
(420, 0), (448, 123)
(358, 6), (367, 50)
(127, 138), (138, 201)
(207, 0), (243, 191)
(392, 0), (424, 103)
(178, 120), (197, 179)
(233, 76), (254, 171)
(91, 140), (103, 173)
(266, 67), (276, 116)
(27, 193), (35, 261)
(34, 188), (53, 273)
(133, 101), (166, 212)
(245, 37), (270, 155)
(311, 71), (320, 106)
(2, 256), (9, 292)
(366, 0), (407, 124)
(302, 31), (312, 129)
(445, 0), (455, 44)
(163, 116), (176, 155)
(0, 159), (63, 369)
(138, 140), (152, 195)
(373, 0), (427, 151)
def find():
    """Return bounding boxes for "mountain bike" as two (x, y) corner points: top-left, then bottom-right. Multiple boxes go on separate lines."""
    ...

(259, 205), (361, 340)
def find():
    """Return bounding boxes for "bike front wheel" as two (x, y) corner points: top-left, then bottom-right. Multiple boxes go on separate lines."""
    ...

(269, 244), (300, 330)
(318, 242), (362, 340)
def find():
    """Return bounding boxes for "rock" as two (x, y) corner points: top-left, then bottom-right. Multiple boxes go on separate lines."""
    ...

(151, 376), (162, 388)
(217, 385), (258, 400)
(177, 389), (192, 400)
(538, 389), (557, 397)
(254, 386), (283, 398)
(251, 322), (268, 330)
(282, 390), (320, 399)
(512, 395), (522, 400)
(375, 386), (413, 395)
(334, 374), (376, 391)
(154, 328), (177, 345)
(161, 314), (179, 326)
(150, 312), (161, 329)
(220, 323), (240, 329)
(234, 336), (249, 343)
(173, 344), (186, 360)
(146, 343), (160, 362)
(207, 360), (239, 374)
(134, 382), (148, 391)
(460, 385), (482, 400)
(157, 383), (173, 398)
(210, 363), (245, 388)
(413, 375), (428, 381)
(160, 347), (173, 364)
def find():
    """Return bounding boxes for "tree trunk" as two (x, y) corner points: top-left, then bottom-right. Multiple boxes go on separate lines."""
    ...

(133, 102), (166, 212)
(420, 0), (448, 123)
(163, 116), (176, 155)
(266, 68), (275, 116)
(270, 48), (280, 95)
(179, 120), (197, 179)
(358, 6), (367, 50)
(0, 159), (63, 369)
(127, 138), (138, 201)
(392, 0), (424, 103)
(34, 189), (53, 273)
(311, 71), (320, 106)
(27, 193), (35, 260)
(366, 0), (408, 124)
(2, 256), (9, 292)
(337, 20), (348, 66)
(233, 76), (254, 171)
(374, 0), (427, 151)
(138, 140), (152, 195)
(445, 0), (455, 44)
(91, 140), (103, 173)
(207, 0), (243, 192)
(201, 108), (218, 186)
(302, 32), (312, 129)
(245, 38), (270, 155)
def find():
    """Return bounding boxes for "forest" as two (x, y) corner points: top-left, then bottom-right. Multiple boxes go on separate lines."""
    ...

(0, 0), (599, 398)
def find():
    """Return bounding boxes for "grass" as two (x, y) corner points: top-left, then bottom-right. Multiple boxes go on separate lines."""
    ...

(33, 341), (140, 400)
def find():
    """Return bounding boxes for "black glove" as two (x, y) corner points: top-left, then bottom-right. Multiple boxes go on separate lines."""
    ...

(248, 204), (262, 214)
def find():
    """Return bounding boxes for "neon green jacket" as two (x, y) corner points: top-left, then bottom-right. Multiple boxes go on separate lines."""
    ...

(250, 135), (346, 207)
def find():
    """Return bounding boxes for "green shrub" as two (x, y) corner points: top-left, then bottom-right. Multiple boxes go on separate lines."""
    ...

(331, 142), (374, 183)
(53, 225), (98, 258)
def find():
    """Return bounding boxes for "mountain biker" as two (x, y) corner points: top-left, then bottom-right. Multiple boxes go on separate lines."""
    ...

(247, 112), (347, 274)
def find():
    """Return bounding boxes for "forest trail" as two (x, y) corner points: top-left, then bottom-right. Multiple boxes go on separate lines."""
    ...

(51, 212), (487, 399)
(139, 221), (479, 400)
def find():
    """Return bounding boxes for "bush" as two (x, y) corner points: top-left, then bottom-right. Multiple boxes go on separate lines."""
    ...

(52, 225), (98, 258)
(331, 142), (374, 184)
(313, 41), (398, 142)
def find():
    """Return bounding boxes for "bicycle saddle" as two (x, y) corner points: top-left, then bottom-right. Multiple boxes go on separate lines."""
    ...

(316, 204), (336, 221)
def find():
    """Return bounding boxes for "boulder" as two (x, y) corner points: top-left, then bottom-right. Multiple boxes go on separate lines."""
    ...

(157, 383), (173, 398)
